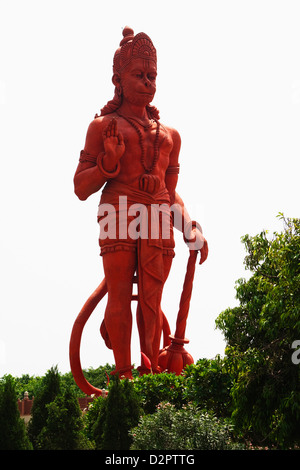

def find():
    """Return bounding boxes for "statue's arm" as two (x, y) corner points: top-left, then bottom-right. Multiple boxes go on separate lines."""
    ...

(73, 119), (108, 200)
(164, 128), (189, 231)
(165, 128), (208, 263)
(164, 127), (181, 206)
(173, 192), (209, 264)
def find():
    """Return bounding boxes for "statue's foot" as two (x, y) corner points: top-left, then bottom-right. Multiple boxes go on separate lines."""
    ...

(137, 365), (151, 376)
(137, 365), (162, 376)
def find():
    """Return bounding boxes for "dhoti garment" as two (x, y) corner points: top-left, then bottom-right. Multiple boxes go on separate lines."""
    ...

(97, 177), (175, 369)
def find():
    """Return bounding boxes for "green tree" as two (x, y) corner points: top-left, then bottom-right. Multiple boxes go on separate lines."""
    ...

(58, 364), (114, 397)
(216, 216), (300, 447)
(82, 364), (114, 390)
(0, 375), (32, 450)
(36, 389), (92, 449)
(13, 374), (43, 400)
(27, 366), (61, 448)
(91, 375), (141, 450)
(83, 394), (106, 445)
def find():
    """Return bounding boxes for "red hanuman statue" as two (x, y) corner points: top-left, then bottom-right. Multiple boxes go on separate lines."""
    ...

(71, 27), (208, 385)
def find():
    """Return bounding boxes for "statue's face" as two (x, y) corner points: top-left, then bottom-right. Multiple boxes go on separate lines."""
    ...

(120, 58), (157, 106)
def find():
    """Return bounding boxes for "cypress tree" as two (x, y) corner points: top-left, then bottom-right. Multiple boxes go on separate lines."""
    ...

(0, 375), (32, 450)
(27, 366), (61, 448)
(93, 375), (141, 450)
(36, 389), (92, 449)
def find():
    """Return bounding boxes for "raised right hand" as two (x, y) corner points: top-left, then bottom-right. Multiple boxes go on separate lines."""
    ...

(103, 118), (125, 166)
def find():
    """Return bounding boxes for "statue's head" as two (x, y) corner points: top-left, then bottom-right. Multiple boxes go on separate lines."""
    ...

(100, 27), (159, 118)
(112, 26), (157, 75)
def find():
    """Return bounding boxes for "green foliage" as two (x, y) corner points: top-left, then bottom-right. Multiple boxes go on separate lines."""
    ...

(61, 363), (114, 396)
(8, 363), (115, 400)
(2, 214), (298, 450)
(27, 366), (61, 448)
(87, 374), (141, 450)
(130, 402), (243, 450)
(184, 357), (233, 417)
(133, 372), (186, 414)
(35, 389), (92, 450)
(216, 216), (300, 447)
(83, 394), (107, 444)
(0, 375), (32, 450)
(12, 374), (43, 400)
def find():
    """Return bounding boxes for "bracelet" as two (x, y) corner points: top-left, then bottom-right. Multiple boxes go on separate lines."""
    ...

(183, 220), (202, 244)
(97, 152), (121, 179)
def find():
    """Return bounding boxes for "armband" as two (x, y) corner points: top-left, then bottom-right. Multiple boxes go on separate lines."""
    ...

(166, 164), (180, 175)
(79, 150), (97, 164)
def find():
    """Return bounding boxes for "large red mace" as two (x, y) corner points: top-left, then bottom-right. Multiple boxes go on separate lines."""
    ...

(69, 249), (199, 394)
(158, 249), (198, 375)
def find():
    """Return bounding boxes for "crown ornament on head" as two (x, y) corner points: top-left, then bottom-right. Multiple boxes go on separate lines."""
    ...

(99, 26), (159, 118)
(113, 26), (157, 74)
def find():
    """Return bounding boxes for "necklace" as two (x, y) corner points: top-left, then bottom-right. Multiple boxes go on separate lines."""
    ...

(116, 111), (160, 173)
(123, 115), (154, 130)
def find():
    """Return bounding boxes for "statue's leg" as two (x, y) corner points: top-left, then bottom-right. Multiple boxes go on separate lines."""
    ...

(137, 254), (173, 373)
(102, 249), (137, 378)
(151, 254), (173, 371)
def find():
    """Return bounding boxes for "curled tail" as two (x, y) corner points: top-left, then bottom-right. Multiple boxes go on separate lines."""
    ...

(69, 279), (108, 396)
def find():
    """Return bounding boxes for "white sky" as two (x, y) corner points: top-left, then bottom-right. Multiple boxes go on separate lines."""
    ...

(0, 0), (299, 377)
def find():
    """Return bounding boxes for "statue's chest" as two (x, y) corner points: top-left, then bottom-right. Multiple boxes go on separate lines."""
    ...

(120, 121), (170, 154)
(117, 118), (172, 172)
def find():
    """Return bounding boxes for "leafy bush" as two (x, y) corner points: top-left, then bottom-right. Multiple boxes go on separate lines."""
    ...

(133, 372), (186, 414)
(132, 360), (232, 418)
(184, 357), (233, 417)
(130, 402), (243, 450)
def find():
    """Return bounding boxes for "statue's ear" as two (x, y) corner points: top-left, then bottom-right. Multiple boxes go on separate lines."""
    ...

(112, 73), (121, 87)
